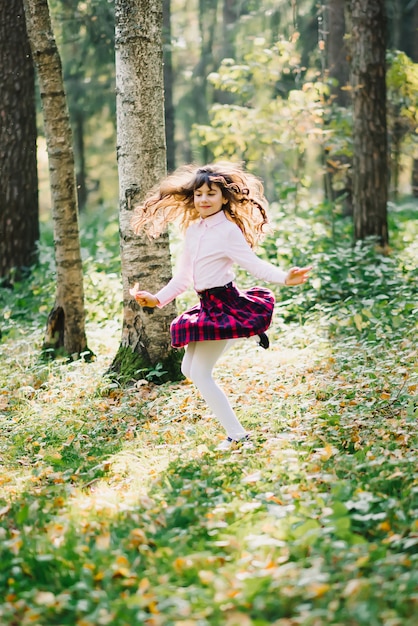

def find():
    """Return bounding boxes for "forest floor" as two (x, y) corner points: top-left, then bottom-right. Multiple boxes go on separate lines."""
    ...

(0, 202), (417, 625)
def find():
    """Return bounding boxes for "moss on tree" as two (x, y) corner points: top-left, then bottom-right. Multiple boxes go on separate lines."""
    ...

(108, 344), (184, 385)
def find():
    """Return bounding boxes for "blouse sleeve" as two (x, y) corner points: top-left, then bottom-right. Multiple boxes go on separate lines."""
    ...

(155, 236), (193, 308)
(227, 225), (289, 285)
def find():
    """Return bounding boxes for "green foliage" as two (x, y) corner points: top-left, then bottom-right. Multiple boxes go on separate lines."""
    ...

(257, 201), (418, 348)
(193, 37), (325, 201)
(386, 50), (418, 132)
(0, 200), (417, 625)
(0, 208), (121, 342)
(107, 345), (184, 386)
(386, 50), (418, 196)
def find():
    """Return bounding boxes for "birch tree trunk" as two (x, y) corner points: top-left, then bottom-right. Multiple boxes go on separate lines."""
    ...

(111, 0), (181, 383)
(23, 0), (90, 358)
(350, 0), (389, 246)
(0, 0), (39, 281)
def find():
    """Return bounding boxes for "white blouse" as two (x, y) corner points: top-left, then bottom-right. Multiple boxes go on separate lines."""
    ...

(156, 210), (288, 307)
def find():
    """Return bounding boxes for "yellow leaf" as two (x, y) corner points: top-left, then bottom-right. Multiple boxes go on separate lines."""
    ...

(129, 528), (147, 547)
(95, 533), (111, 550)
(148, 601), (159, 614)
(138, 577), (150, 592)
(353, 313), (363, 331)
(83, 562), (95, 571)
(307, 582), (331, 598)
(112, 567), (132, 579)
(320, 444), (335, 460)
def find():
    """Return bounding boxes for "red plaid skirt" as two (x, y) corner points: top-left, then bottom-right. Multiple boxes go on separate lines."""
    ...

(170, 282), (275, 348)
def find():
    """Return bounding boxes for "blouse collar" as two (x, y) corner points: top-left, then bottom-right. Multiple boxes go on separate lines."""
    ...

(199, 210), (228, 228)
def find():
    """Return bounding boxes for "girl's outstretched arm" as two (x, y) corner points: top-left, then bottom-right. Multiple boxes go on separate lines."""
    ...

(129, 284), (160, 308)
(285, 266), (312, 286)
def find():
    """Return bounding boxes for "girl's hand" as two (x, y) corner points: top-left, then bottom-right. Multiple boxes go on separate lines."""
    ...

(285, 266), (312, 286)
(129, 283), (160, 307)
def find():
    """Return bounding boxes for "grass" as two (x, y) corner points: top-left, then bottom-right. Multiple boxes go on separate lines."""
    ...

(0, 200), (417, 625)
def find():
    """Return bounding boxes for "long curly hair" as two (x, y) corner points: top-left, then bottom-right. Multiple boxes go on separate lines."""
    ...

(131, 162), (270, 248)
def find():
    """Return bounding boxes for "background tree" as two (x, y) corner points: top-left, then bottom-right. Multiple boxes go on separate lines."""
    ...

(386, 51), (418, 200)
(350, 0), (389, 246)
(110, 0), (181, 383)
(327, 0), (350, 106)
(0, 0), (39, 282)
(49, 0), (116, 210)
(163, 0), (176, 171)
(23, 0), (90, 358)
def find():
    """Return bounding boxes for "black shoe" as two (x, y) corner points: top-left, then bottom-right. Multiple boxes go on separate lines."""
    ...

(257, 333), (269, 349)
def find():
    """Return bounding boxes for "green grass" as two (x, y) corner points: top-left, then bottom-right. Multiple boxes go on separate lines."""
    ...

(0, 201), (417, 625)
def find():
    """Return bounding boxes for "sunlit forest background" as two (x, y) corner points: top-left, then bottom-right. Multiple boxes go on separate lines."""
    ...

(0, 1), (417, 625)
(38, 0), (417, 214)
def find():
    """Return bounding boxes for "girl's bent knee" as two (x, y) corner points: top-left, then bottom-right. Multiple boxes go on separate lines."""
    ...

(181, 360), (191, 379)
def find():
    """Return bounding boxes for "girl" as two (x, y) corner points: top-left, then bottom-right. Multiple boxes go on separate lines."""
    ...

(130, 162), (311, 450)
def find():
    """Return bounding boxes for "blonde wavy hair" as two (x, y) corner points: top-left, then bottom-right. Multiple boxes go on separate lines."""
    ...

(131, 162), (270, 248)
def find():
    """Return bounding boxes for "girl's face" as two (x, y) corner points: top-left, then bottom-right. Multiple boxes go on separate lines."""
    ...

(193, 183), (226, 219)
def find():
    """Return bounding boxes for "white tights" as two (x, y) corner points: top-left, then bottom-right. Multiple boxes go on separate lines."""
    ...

(181, 340), (247, 440)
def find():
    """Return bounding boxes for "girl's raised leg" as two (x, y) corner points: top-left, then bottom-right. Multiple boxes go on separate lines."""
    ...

(181, 340), (247, 440)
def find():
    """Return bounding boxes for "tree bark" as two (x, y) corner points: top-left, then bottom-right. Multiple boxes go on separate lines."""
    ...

(163, 0), (175, 172)
(408, 0), (418, 197)
(213, 0), (241, 106)
(193, 0), (218, 162)
(74, 111), (88, 211)
(327, 0), (350, 106)
(350, 0), (388, 246)
(23, 0), (90, 358)
(112, 0), (181, 383)
(0, 0), (39, 281)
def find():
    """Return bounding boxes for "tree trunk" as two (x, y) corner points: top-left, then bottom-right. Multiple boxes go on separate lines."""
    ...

(111, 0), (181, 384)
(213, 0), (240, 106)
(194, 0), (219, 163)
(74, 111), (88, 211)
(0, 0), (39, 282)
(23, 0), (90, 359)
(409, 0), (418, 197)
(350, 0), (388, 246)
(327, 0), (350, 106)
(222, 0), (239, 60)
(163, 0), (175, 172)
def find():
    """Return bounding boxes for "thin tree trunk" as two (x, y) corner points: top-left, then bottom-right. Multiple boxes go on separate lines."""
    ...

(111, 0), (181, 383)
(0, 0), (39, 281)
(213, 0), (240, 105)
(350, 0), (388, 246)
(23, 0), (90, 358)
(409, 0), (418, 197)
(327, 0), (350, 106)
(74, 111), (88, 211)
(163, 0), (175, 172)
(194, 0), (218, 163)
(222, 0), (238, 59)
